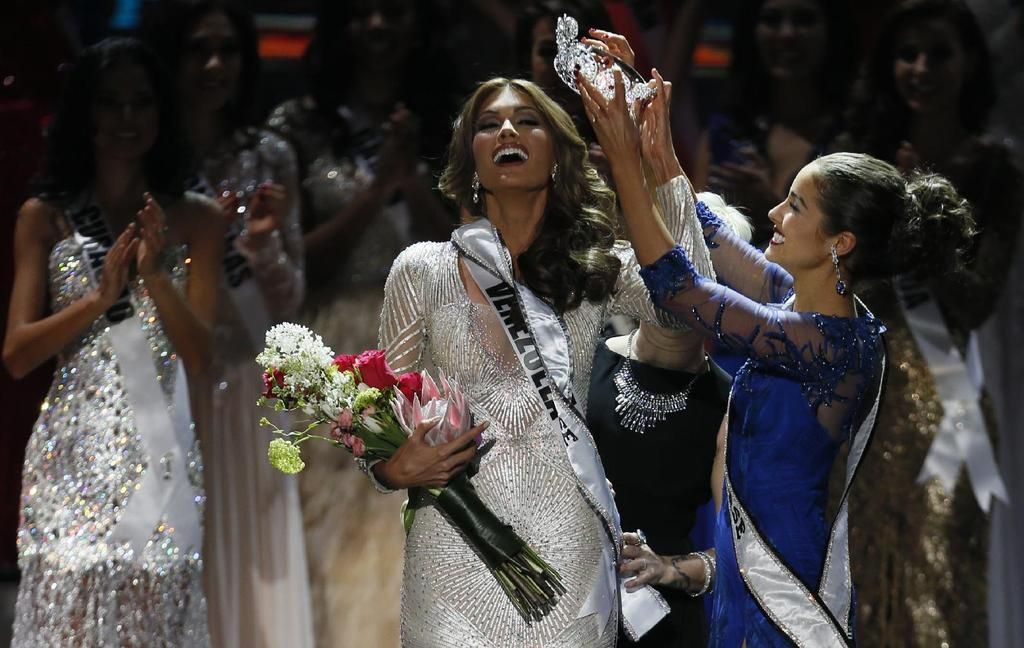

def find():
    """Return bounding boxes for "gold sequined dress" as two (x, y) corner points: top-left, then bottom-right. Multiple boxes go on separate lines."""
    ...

(12, 228), (208, 646)
(838, 137), (1023, 647)
(841, 287), (991, 647)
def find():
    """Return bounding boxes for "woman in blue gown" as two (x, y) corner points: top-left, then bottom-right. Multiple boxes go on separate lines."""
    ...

(576, 68), (976, 646)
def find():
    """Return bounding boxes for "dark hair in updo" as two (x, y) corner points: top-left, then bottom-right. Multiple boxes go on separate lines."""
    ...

(812, 152), (975, 282)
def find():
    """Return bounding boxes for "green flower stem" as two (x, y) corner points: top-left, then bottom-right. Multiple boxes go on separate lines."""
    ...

(427, 473), (566, 622)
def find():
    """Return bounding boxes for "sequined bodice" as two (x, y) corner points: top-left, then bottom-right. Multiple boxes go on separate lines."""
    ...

(193, 128), (305, 368)
(48, 235), (189, 399)
(381, 237), (701, 647)
(377, 179), (708, 646)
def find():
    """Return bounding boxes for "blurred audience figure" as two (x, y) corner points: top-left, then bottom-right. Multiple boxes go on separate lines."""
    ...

(515, 0), (612, 138)
(265, 1), (459, 645)
(835, 1), (1023, 645)
(587, 195), (748, 647)
(693, 0), (859, 247)
(4, 37), (224, 646)
(514, 1), (707, 177)
(143, 2), (313, 647)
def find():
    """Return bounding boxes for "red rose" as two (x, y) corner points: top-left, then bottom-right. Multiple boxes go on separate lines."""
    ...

(332, 353), (358, 374)
(261, 368), (285, 399)
(397, 372), (423, 401)
(355, 349), (398, 390)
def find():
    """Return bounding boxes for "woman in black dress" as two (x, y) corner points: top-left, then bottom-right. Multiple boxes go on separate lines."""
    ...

(587, 196), (750, 646)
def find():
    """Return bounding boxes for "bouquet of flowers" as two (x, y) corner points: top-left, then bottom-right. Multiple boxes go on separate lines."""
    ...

(256, 323), (566, 621)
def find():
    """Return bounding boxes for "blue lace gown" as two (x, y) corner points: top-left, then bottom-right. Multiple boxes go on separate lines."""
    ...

(641, 187), (886, 647)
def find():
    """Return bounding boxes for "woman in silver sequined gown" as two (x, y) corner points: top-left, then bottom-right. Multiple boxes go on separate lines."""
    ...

(369, 79), (710, 647)
(3, 39), (224, 646)
(148, 4), (314, 646)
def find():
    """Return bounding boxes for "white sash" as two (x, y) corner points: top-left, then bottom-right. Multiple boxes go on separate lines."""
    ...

(725, 297), (884, 647)
(453, 220), (669, 640)
(68, 195), (200, 556)
(894, 275), (1009, 512)
(189, 175), (272, 350)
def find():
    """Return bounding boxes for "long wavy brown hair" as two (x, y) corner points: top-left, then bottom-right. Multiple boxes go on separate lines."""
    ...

(439, 78), (620, 313)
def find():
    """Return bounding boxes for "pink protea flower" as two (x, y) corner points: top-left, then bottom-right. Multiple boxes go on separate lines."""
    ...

(392, 370), (473, 447)
(329, 408), (354, 441)
(339, 431), (356, 450)
(336, 408), (354, 431)
(350, 436), (366, 458)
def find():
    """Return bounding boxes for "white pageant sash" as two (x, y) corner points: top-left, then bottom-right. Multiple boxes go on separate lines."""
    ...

(68, 196), (201, 556)
(894, 275), (1008, 512)
(725, 297), (884, 647)
(453, 220), (669, 640)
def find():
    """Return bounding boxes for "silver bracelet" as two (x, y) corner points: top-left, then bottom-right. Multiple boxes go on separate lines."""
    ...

(685, 551), (715, 597)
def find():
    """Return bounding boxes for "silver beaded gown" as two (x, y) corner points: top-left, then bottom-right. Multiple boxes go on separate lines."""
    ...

(378, 181), (708, 647)
(12, 229), (208, 646)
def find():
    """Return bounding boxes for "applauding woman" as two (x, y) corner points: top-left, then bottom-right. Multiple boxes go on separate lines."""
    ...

(579, 63), (974, 645)
(3, 38), (223, 645)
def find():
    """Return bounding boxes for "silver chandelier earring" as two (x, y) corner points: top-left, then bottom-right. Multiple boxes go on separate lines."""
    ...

(472, 172), (481, 204)
(551, 163), (559, 185)
(831, 244), (848, 296)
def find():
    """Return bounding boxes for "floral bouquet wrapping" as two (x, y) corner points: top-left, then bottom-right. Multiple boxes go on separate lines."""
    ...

(256, 323), (566, 621)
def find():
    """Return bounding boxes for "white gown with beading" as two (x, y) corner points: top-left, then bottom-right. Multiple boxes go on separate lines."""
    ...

(377, 182), (707, 647)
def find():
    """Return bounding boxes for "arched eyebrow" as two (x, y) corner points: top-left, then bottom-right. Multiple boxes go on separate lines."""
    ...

(476, 106), (541, 119)
(789, 191), (808, 210)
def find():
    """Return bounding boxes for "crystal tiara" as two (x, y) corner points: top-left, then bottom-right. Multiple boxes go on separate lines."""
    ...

(552, 14), (655, 116)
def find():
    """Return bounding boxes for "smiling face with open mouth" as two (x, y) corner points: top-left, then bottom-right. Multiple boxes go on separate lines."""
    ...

(471, 85), (556, 199)
(764, 163), (835, 275)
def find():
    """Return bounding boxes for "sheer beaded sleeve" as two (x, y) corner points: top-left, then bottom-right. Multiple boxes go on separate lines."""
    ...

(235, 131), (305, 320)
(641, 245), (885, 441)
(361, 242), (436, 492)
(379, 242), (436, 375)
(677, 185), (794, 304)
(607, 174), (715, 324)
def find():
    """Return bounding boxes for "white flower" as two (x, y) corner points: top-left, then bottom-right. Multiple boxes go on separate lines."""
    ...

(257, 323), (334, 372)
(256, 323), (339, 410)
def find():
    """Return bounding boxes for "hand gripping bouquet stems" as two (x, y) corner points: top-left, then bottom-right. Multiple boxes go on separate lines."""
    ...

(256, 323), (566, 621)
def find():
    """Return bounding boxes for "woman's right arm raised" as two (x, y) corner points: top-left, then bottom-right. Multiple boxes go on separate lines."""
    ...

(634, 70), (791, 303)
(3, 199), (138, 379)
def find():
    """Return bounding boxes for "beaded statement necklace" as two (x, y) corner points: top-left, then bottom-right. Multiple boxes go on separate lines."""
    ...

(613, 329), (707, 435)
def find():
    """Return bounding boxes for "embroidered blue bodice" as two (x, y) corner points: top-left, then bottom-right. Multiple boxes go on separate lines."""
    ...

(640, 199), (886, 646)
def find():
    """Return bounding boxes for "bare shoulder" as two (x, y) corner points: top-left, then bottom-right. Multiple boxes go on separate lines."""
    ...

(16, 197), (64, 246)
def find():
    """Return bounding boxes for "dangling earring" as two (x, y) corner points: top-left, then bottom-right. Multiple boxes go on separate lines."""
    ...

(472, 172), (481, 204)
(551, 163), (559, 185)
(831, 244), (848, 296)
